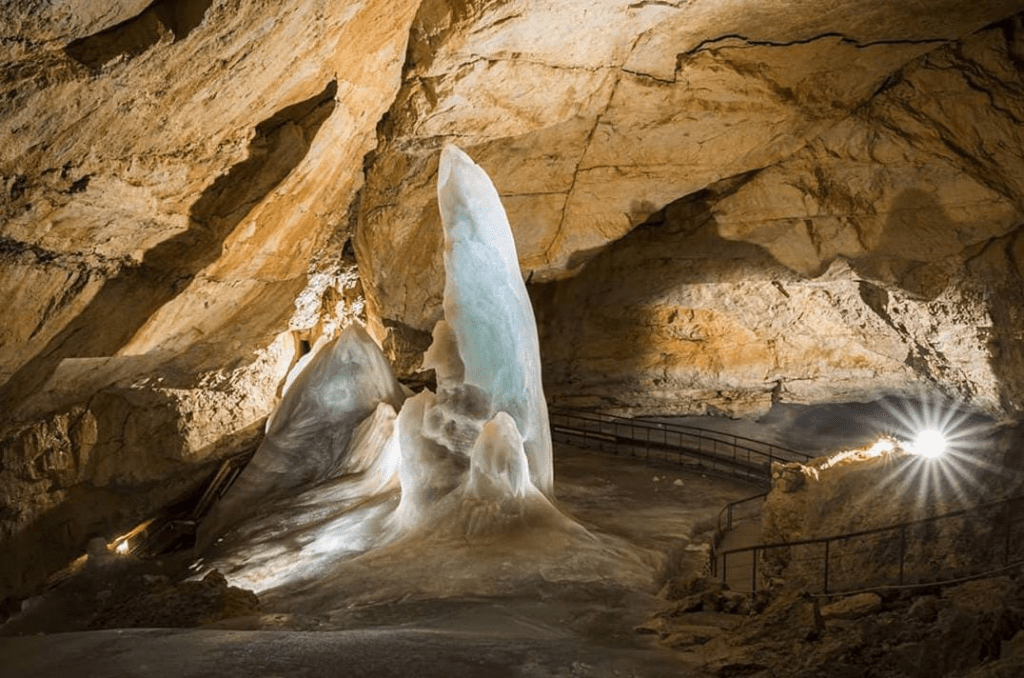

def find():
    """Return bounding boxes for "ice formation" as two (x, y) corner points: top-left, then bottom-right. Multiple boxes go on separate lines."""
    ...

(436, 144), (554, 496)
(201, 145), (618, 604)
(197, 324), (405, 548)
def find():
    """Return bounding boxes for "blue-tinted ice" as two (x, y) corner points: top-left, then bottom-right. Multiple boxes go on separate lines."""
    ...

(199, 146), (651, 606)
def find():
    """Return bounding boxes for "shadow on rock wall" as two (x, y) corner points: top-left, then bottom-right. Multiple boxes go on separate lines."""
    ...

(0, 80), (337, 419)
(65, 0), (215, 70)
(0, 388), (267, 606)
(861, 189), (1024, 417)
(530, 181), (1015, 417)
(530, 181), (790, 414)
(852, 187), (960, 301)
(966, 224), (1024, 417)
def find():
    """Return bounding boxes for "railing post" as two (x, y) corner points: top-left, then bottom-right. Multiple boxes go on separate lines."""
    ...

(751, 547), (758, 594)
(722, 552), (728, 584)
(898, 524), (906, 585)
(1005, 504), (1013, 566)
(823, 540), (830, 595)
(727, 504), (734, 531)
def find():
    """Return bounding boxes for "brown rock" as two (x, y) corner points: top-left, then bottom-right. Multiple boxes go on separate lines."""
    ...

(943, 577), (1018, 614)
(3, 0), (1024, 613)
(907, 595), (945, 623)
(663, 624), (726, 648)
(721, 591), (752, 615)
(635, 615), (672, 637)
(820, 592), (884, 620)
(0, 0), (420, 601)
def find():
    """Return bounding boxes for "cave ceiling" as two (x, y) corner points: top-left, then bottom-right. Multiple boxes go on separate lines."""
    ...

(1, 0), (1024, 598)
(0, 0), (1021, 422)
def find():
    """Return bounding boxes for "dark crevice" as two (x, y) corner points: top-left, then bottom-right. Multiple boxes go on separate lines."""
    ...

(68, 175), (91, 194)
(628, 1), (679, 9)
(1000, 13), (1024, 68)
(678, 31), (950, 62)
(0, 80), (338, 417)
(8, 175), (27, 200)
(858, 281), (900, 334)
(65, 0), (215, 69)
(865, 71), (903, 102)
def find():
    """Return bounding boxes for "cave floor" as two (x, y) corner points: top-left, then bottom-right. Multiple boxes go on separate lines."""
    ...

(0, 445), (759, 677)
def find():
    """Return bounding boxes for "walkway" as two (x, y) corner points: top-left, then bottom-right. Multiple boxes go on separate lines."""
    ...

(549, 408), (810, 485)
(716, 520), (762, 593)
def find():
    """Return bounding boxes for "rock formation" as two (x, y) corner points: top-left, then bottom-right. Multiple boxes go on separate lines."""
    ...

(1, 0), (1023, 605)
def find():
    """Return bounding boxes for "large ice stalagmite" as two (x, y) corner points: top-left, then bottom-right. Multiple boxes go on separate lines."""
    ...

(198, 324), (406, 548)
(436, 145), (554, 496)
(198, 145), (666, 605)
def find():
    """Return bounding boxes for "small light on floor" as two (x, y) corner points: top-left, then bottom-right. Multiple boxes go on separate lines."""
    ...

(913, 429), (946, 458)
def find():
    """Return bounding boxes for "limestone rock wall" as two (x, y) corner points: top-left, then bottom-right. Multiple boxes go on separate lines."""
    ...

(0, 0), (418, 600)
(533, 196), (1005, 418)
(1, 0), (419, 411)
(0, 332), (292, 598)
(355, 1), (1024, 380)
(358, 5), (1024, 418)
(2, 0), (1024, 604)
(538, 16), (1024, 418)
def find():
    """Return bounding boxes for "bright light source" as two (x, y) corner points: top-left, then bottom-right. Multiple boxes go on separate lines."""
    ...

(115, 540), (129, 555)
(913, 429), (946, 458)
(869, 438), (895, 455)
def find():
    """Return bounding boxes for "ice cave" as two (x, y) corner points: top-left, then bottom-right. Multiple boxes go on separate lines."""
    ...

(2, 2), (1024, 677)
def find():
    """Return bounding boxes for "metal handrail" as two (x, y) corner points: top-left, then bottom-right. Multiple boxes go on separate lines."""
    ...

(550, 407), (811, 463)
(641, 415), (808, 462)
(716, 492), (768, 535)
(710, 492), (769, 580)
(549, 407), (811, 485)
(715, 493), (1024, 595)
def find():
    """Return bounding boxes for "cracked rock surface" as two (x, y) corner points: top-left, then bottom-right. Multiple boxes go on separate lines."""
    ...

(2, 0), (1024, 612)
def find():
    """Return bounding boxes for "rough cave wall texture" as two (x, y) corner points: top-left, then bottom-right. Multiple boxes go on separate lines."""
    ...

(761, 449), (1021, 592)
(1, 0), (1023, 600)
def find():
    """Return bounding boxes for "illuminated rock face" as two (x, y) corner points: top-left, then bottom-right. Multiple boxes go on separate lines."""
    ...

(2, 0), (1024, 602)
(532, 199), (1007, 419)
(0, 0), (421, 599)
(358, 10), (1024, 418)
(356, 2), (1024, 401)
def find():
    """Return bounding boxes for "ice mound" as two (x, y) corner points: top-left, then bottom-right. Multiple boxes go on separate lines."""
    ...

(197, 324), (405, 549)
(199, 145), (655, 607)
(467, 413), (531, 503)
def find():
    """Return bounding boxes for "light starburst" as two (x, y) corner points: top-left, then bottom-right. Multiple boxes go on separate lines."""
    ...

(866, 390), (1000, 509)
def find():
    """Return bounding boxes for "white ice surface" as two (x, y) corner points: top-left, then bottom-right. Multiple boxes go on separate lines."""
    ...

(198, 324), (405, 548)
(437, 144), (554, 495)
